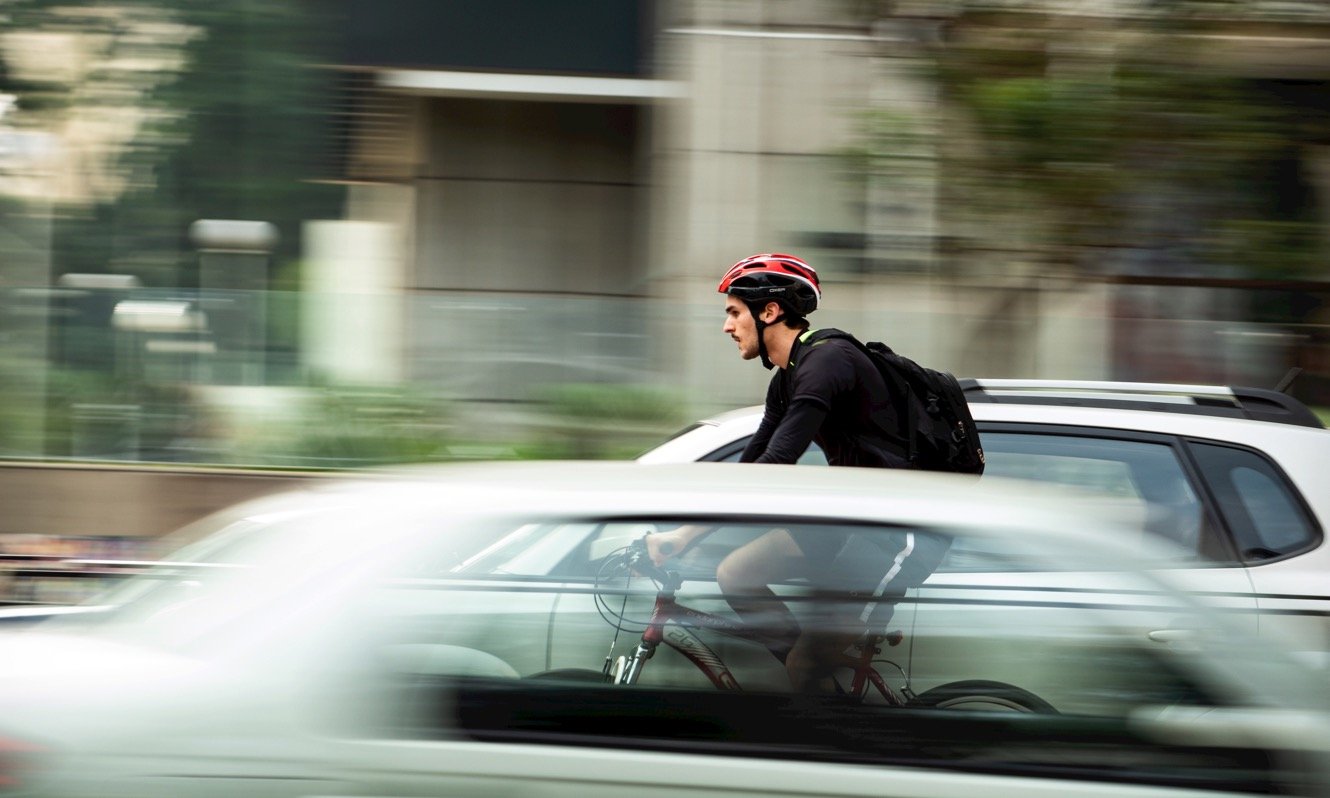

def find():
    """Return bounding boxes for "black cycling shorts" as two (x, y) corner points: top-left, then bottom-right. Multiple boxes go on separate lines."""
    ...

(791, 527), (950, 629)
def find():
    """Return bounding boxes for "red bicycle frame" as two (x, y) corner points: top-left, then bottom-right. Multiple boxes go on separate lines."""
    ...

(609, 552), (907, 705)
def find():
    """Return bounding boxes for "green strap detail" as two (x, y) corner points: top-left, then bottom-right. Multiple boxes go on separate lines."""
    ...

(790, 328), (825, 369)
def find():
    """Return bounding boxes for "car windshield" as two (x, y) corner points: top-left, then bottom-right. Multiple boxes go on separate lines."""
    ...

(43, 496), (503, 652)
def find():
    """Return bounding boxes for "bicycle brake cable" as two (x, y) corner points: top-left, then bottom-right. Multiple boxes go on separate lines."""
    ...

(593, 547), (629, 627)
(601, 548), (633, 677)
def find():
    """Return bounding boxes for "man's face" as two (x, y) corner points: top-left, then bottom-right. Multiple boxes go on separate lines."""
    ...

(723, 296), (763, 360)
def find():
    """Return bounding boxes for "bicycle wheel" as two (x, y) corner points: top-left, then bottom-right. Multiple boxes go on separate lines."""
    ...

(527, 668), (610, 683)
(910, 680), (1056, 713)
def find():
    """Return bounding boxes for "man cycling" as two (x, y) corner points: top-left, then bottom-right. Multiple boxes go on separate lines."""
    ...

(646, 253), (948, 693)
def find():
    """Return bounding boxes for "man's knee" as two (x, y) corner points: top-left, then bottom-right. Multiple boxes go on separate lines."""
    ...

(784, 641), (819, 676)
(715, 554), (745, 593)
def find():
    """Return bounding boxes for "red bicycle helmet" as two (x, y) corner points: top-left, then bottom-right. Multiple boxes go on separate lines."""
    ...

(717, 253), (821, 317)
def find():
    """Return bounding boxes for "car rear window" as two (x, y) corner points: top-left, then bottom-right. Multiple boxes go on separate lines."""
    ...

(1188, 442), (1319, 563)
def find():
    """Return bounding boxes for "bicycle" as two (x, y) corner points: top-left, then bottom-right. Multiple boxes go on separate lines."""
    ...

(536, 537), (1056, 713)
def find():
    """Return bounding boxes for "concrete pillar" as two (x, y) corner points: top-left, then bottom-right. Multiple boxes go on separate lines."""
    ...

(302, 220), (405, 385)
(650, 3), (945, 414)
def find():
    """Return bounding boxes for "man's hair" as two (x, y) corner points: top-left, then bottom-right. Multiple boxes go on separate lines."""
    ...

(759, 301), (808, 330)
(781, 314), (810, 331)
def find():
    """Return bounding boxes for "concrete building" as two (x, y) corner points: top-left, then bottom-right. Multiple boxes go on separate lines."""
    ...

(320, 0), (969, 426)
(319, 0), (1330, 426)
(318, 0), (663, 418)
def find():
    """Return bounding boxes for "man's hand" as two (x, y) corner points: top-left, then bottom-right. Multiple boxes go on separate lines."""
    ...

(643, 524), (713, 567)
(644, 530), (688, 566)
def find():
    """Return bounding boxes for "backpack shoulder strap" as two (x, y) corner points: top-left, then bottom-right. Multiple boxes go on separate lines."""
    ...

(790, 328), (844, 373)
(796, 328), (916, 462)
(794, 327), (860, 362)
(799, 327), (855, 346)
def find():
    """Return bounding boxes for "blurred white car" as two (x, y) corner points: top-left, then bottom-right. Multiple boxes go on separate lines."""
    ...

(1, 461), (1328, 797)
(640, 380), (1330, 666)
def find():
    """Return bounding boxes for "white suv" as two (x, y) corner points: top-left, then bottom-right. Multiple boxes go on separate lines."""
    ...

(641, 380), (1330, 665)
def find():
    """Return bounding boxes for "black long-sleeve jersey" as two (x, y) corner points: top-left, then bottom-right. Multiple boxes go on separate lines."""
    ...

(740, 329), (909, 468)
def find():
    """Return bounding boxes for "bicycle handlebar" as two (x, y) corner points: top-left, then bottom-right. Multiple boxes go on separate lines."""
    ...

(626, 538), (674, 585)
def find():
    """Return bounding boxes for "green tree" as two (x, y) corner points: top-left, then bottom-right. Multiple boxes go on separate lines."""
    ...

(0, 0), (344, 286)
(922, 14), (1327, 280)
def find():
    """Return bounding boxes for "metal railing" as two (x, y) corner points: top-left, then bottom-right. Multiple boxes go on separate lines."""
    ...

(0, 554), (149, 607)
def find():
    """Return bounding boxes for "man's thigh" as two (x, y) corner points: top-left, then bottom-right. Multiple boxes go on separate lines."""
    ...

(719, 527), (806, 585)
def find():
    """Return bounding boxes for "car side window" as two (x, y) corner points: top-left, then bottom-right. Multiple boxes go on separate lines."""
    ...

(319, 516), (1297, 795)
(1188, 442), (1319, 563)
(978, 432), (1214, 561)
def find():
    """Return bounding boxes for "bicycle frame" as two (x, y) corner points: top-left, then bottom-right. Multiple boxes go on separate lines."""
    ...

(842, 632), (908, 706)
(608, 555), (908, 705)
(611, 570), (757, 689)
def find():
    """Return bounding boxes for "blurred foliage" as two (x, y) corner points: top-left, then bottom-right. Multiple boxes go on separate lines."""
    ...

(1211, 219), (1324, 276)
(227, 384), (456, 469)
(0, 353), (188, 459)
(925, 41), (1329, 278)
(525, 383), (689, 460)
(0, 354), (47, 455)
(0, 341), (688, 465)
(536, 383), (683, 423)
(838, 109), (934, 184)
(222, 381), (689, 466)
(0, 0), (343, 287)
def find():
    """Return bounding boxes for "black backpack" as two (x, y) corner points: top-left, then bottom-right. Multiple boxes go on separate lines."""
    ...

(802, 329), (985, 475)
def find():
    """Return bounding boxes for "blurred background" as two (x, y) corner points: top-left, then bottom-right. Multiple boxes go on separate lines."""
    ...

(5, 0), (1330, 557)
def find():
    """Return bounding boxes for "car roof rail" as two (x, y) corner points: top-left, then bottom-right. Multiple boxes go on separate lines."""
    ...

(959, 379), (1325, 429)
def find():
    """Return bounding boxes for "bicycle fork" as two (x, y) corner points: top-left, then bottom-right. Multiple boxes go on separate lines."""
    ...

(614, 638), (658, 685)
(608, 593), (670, 685)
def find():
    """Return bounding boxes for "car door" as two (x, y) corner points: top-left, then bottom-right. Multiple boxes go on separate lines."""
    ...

(311, 516), (1326, 798)
(910, 545), (1240, 716)
(975, 424), (1259, 639)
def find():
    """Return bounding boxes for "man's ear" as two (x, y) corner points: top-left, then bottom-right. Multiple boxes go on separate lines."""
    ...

(760, 302), (783, 323)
